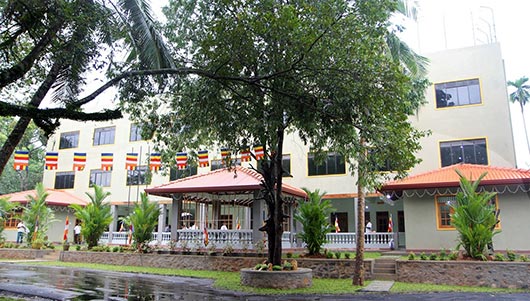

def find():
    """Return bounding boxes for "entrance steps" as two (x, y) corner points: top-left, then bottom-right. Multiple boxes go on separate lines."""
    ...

(372, 256), (398, 281)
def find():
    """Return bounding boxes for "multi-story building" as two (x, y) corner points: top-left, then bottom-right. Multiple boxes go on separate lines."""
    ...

(24, 42), (518, 248)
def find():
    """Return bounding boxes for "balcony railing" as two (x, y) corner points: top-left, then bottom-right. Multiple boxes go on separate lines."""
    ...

(100, 230), (398, 250)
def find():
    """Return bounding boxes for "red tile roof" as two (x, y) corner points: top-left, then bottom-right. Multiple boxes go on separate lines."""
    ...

(380, 164), (530, 191)
(145, 166), (307, 198)
(1, 189), (88, 207)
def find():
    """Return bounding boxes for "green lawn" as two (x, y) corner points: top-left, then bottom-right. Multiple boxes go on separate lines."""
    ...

(23, 261), (526, 295)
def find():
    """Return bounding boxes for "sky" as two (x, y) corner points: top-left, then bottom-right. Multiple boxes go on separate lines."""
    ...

(397, 0), (530, 168)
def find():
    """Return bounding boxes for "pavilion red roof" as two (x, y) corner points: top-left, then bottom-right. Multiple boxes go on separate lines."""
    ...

(1, 189), (88, 207)
(380, 164), (530, 191)
(145, 166), (307, 198)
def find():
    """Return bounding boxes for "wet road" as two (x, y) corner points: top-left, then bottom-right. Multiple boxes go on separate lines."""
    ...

(0, 263), (529, 300)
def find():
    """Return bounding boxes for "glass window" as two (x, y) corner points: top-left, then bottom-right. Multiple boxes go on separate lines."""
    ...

(436, 195), (499, 230)
(282, 154), (291, 177)
(89, 170), (112, 187)
(435, 79), (481, 108)
(126, 166), (151, 185)
(130, 124), (143, 142)
(93, 126), (115, 146)
(308, 152), (345, 176)
(59, 131), (79, 149)
(3, 208), (22, 229)
(170, 164), (198, 181)
(440, 138), (488, 167)
(54, 171), (75, 189)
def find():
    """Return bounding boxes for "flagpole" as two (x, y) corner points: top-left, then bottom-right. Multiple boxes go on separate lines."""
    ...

(136, 145), (142, 203)
(127, 147), (133, 215)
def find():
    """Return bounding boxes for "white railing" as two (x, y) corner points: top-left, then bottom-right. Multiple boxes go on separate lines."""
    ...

(99, 231), (397, 250)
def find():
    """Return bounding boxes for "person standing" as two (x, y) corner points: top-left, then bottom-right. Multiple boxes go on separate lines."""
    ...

(74, 222), (82, 244)
(16, 221), (27, 244)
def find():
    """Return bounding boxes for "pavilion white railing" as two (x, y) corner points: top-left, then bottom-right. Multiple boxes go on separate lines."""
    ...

(100, 230), (397, 250)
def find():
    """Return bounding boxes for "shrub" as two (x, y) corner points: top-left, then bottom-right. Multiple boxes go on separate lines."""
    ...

(75, 245), (81, 251)
(506, 250), (517, 261)
(439, 249), (448, 260)
(112, 246), (120, 252)
(272, 265), (282, 271)
(283, 260), (293, 270)
(408, 252), (416, 260)
(294, 189), (334, 255)
(448, 251), (458, 260)
(494, 253), (505, 261)
(451, 171), (500, 260)
(344, 252), (351, 259)
(223, 243), (234, 256)
(286, 252), (293, 258)
(420, 252), (427, 260)
(520, 254), (528, 262)
(254, 263), (268, 271)
(254, 240), (266, 256)
(326, 252), (333, 259)
(429, 253), (437, 260)
(334, 252), (341, 259)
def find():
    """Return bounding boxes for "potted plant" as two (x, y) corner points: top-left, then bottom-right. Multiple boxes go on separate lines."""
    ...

(63, 241), (70, 251)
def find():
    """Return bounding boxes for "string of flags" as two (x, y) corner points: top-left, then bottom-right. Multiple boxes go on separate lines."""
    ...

(14, 146), (266, 172)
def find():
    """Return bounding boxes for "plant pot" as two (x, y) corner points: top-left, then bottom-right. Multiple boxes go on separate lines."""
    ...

(63, 243), (70, 251)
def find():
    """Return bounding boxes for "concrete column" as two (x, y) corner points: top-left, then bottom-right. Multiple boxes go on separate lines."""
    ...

(109, 205), (118, 243)
(157, 204), (167, 243)
(171, 194), (182, 240)
(251, 191), (265, 244)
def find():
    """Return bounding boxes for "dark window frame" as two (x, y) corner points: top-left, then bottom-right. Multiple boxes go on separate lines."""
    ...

(435, 78), (481, 108)
(59, 131), (79, 149)
(54, 171), (75, 189)
(126, 165), (151, 186)
(439, 138), (488, 167)
(89, 169), (112, 187)
(307, 152), (346, 176)
(93, 126), (116, 146)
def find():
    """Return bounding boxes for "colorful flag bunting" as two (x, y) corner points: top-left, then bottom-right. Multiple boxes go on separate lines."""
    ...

(125, 153), (138, 170)
(45, 152), (58, 170)
(63, 216), (69, 241)
(13, 150), (29, 171)
(101, 153), (113, 171)
(254, 146), (264, 160)
(388, 214), (393, 232)
(240, 148), (251, 162)
(73, 152), (86, 171)
(198, 150), (209, 167)
(176, 152), (187, 170)
(149, 153), (161, 171)
(335, 216), (341, 233)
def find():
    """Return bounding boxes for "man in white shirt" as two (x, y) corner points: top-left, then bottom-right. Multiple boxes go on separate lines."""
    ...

(16, 221), (27, 244)
(74, 223), (82, 244)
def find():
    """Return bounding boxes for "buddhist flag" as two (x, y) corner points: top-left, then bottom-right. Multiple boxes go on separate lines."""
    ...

(221, 148), (230, 160)
(254, 146), (264, 160)
(149, 153), (161, 171)
(203, 225), (209, 246)
(45, 152), (58, 170)
(240, 148), (251, 162)
(236, 217), (241, 230)
(14, 150), (29, 171)
(101, 153), (113, 171)
(176, 152), (187, 170)
(73, 152), (86, 171)
(128, 224), (134, 245)
(198, 150), (209, 167)
(32, 216), (39, 242)
(388, 214), (393, 232)
(334, 216), (340, 233)
(63, 216), (69, 241)
(126, 153), (138, 170)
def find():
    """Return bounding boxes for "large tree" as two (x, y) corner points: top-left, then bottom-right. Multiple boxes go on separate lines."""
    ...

(123, 0), (427, 269)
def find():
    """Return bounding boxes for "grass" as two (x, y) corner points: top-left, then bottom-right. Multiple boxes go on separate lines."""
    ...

(22, 261), (527, 295)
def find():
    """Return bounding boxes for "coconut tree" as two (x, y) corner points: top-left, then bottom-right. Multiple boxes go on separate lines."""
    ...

(507, 76), (530, 155)
(71, 185), (113, 249)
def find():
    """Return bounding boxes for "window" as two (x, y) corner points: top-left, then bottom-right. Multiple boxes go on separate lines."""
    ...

(59, 131), (79, 149)
(89, 170), (112, 187)
(435, 79), (481, 108)
(170, 165), (198, 181)
(55, 171), (75, 189)
(397, 211), (405, 232)
(130, 124), (143, 142)
(440, 138), (488, 167)
(308, 152), (345, 176)
(93, 126), (115, 146)
(3, 208), (22, 229)
(211, 158), (241, 171)
(126, 166), (151, 185)
(435, 195), (500, 230)
(256, 154), (292, 177)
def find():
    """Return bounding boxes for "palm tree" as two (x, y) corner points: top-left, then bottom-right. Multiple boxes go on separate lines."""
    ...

(71, 185), (113, 249)
(127, 193), (160, 252)
(23, 183), (55, 246)
(507, 76), (530, 155)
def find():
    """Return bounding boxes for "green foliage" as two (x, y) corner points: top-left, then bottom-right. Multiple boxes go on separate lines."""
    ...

(408, 252), (416, 260)
(344, 252), (351, 259)
(448, 251), (458, 261)
(334, 252), (341, 259)
(494, 253), (505, 261)
(429, 253), (437, 260)
(438, 249), (448, 261)
(451, 170), (500, 260)
(420, 252), (427, 260)
(272, 265), (282, 271)
(23, 183), (54, 246)
(294, 189), (334, 255)
(127, 193), (159, 252)
(0, 197), (15, 241)
(506, 250), (517, 262)
(70, 185), (113, 249)
(520, 254), (528, 262)
(326, 252), (333, 259)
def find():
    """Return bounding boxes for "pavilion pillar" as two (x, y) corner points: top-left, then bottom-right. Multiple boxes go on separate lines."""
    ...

(109, 205), (118, 243)
(251, 191), (265, 245)
(157, 203), (167, 243)
(212, 199), (221, 229)
(171, 194), (183, 241)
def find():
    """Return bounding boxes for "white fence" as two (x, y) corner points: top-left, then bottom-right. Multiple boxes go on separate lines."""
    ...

(100, 231), (397, 250)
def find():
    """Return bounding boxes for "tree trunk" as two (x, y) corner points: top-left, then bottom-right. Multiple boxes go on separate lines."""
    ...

(353, 136), (367, 286)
